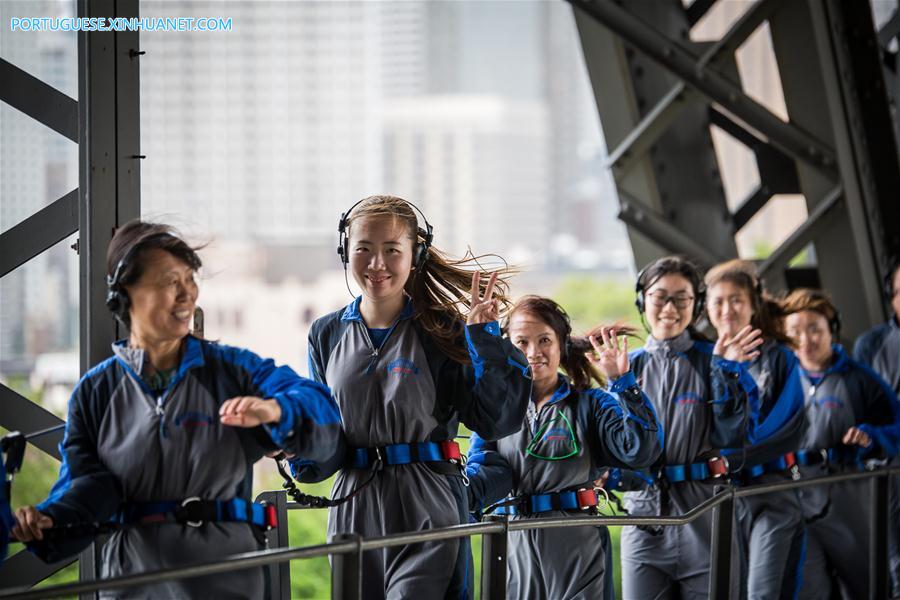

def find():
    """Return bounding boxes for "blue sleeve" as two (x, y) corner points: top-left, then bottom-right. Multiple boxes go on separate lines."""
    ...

(856, 364), (900, 457)
(709, 356), (759, 449)
(607, 467), (657, 492)
(723, 347), (806, 465)
(464, 433), (514, 513)
(224, 347), (346, 483)
(587, 372), (663, 469)
(307, 333), (327, 385)
(752, 348), (805, 443)
(31, 379), (124, 562)
(853, 327), (883, 367)
(454, 322), (531, 440)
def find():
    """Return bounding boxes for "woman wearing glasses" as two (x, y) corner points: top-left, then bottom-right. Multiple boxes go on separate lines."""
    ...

(466, 296), (663, 599)
(619, 256), (760, 600)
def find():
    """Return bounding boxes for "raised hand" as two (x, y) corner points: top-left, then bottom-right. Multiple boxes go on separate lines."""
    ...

(12, 506), (54, 542)
(586, 327), (630, 379)
(713, 324), (763, 362)
(467, 271), (500, 325)
(842, 426), (871, 448)
(219, 396), (282, 428)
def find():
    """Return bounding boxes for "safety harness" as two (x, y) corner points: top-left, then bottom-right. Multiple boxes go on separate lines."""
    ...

(489, 487), (606, 516)
(661, 456), (729, 483)
(276, 440), (467, 508)
(121, 497), (277, 529)
(15, 497), (278, 544)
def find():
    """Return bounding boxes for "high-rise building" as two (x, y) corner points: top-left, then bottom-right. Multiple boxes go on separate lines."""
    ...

(0, 0), (78, 367)
(382, 95), (549, 263)
(141, 1), (385, 243)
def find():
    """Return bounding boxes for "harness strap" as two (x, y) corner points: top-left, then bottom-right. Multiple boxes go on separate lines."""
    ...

(350, 441), (463, 470)
(740, 453), (798, 482)
(662, 456), (728, 483)
(494, 488), (599, 516)
(121, 498), (277, 529)
(795, 446), (857, 467)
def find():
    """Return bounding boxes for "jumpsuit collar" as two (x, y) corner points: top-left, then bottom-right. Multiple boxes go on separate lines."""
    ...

(644, 329), (694, 355)
(536, 375), (572, 406)
(800, 343), (850, 380)
(340, 295), (415, 324)
(112, 335), (206, 381)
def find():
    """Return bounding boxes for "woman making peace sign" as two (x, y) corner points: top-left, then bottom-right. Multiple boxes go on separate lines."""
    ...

(466, 296), (662, 599)
(294, 195), (531, 600)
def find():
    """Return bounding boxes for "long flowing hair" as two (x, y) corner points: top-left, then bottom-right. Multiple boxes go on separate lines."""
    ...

(506, 295), (638, 391)
(345, 195), (514, 364)
(704, 259), (791, 345)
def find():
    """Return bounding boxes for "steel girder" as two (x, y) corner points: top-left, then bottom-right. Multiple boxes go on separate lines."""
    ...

(0, 0), (140, 591)
(572, 0), (900, 340)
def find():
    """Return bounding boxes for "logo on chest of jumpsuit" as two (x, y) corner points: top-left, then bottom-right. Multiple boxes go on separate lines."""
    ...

(542, 427), (570, 442)
(674, 392), (702, 406)
(174, 411), (215, 429)
(815, 396), (844, 409)
(386, 358), (419, 377)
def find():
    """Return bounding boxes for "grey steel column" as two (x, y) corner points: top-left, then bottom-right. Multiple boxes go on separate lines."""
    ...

(76, 0), (140, 596)
(480, 517), (508, 600)
(332, 533), (362, 600)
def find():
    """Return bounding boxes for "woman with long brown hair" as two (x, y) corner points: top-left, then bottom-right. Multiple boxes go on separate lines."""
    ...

(291, 195), (531, 599)
(705, 259), (806, 599)
(466, 296), (663, 599)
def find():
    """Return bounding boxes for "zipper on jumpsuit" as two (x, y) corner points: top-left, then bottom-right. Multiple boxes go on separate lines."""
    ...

(361, 319), (402, 375)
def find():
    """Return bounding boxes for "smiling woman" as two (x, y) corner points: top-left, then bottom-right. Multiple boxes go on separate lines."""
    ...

(11, 220), (346, 599)
(291, 195), (532, 600)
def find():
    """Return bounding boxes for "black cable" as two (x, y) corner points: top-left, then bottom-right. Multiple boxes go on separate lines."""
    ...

(482, 495), (521, 516)
(273, 457), (380, 509)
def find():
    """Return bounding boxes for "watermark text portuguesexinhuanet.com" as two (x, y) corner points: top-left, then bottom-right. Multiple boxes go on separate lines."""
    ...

(10, 17), (233, 32)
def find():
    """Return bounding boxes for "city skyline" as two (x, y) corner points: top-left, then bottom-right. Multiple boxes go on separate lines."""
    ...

(2, 0), (809, 378)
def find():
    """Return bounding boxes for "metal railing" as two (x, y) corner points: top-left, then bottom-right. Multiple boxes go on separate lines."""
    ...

(0, 466), (894, 600)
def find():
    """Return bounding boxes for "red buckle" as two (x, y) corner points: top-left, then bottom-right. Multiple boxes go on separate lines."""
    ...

(783, 452), (796, 469)
(707, 456), (729, 477)
(264, 504), (278, 530)
(576, 488), (598, 509)
(138, 514), (166, 525)
(440, 440), (461, 463)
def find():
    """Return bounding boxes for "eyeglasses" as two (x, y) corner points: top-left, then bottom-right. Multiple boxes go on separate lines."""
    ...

(525, 409), (580, 461)
(645, 292), (694, 309)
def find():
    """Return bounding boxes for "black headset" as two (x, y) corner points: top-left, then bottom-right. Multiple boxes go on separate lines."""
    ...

(830, 311), (843, 337)
(336, 198), (434, 272)
(885, 256), (900, 301)
(800, 288), (842, 337)
(634, 259), (706, 322)
(105, 232), (179, 321)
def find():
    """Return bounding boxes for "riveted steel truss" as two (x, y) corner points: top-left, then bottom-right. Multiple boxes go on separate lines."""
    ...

(0, 0), (141, 592)
(571, 0), (900, 339)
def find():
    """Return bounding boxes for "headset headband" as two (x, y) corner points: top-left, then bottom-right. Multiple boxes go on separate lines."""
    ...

(337, 198), (434, 268)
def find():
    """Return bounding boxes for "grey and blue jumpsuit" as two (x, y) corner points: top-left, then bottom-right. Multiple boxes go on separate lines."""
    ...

(298, 297), (531, 600)
(466, 372), (663, 599)
(29, 335), (345, 598)
(617, 331), (758, 600)
(725, 340), (806, 600)
(854, 316), (900, 597)
(796, 344), (900, 600)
